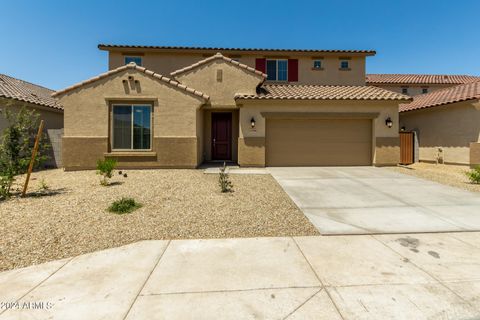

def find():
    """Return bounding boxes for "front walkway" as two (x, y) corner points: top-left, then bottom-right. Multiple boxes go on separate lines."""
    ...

(269, 167), (480, 235)
(1, 233), (479, 319)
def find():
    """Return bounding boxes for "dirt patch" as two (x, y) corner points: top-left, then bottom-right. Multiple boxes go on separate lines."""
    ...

(0, 169), (319, 271)
(388, 163), (480, 193)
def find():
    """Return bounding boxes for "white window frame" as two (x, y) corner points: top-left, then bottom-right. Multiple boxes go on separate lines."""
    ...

(111, 104), (152, 151)
(124, 56), (143, 66)
(266, 59), (288, 82)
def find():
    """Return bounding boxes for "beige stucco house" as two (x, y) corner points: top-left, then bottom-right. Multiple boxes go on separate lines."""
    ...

(399, 80), (480, 166)
(0, 74), (64, 167)
(54, 45), (411, 170)
(367, 74), (480, 96)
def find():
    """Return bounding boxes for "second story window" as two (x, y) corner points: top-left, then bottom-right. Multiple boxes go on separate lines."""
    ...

(313, 60), (323, 69)
(422, 88), (428, 94)
(402, 87), (409, 95)
(340, 60), (350, 69)
(266, 59), (288, 81)
(125, 56), (142, 66)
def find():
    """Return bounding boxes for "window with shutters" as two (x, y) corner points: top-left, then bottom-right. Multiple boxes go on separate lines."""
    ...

(266, 59), (288, 81)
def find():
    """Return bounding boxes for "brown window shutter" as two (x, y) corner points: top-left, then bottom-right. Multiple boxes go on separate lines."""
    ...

(255, 58), (266, 73)
(288, 59), (298, 82)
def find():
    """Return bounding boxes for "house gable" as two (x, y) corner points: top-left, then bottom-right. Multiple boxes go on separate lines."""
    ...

(172, 54), (265, 107)
(57, 67), (206, 138)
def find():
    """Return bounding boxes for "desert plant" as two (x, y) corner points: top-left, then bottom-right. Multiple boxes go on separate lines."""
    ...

(0, 107), (50, 199)
(96, 158), (117, 186)
(108, 197), (142, 214)
(466, 166), (480, 184)
(38, 178), (49, 191)
(218, 162), (233, 193)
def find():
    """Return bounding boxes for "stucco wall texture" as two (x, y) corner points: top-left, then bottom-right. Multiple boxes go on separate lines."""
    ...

(58, 54), (402, 170)
(108, 51), (367, 86)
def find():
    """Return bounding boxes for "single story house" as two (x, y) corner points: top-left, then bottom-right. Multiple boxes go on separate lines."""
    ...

(399, 80), (480, 166)
(0, 73), (64, 167)
(53, 48), (411, 170)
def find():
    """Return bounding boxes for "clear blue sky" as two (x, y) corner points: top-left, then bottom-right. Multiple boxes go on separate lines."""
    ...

(1, 0), (479, 90)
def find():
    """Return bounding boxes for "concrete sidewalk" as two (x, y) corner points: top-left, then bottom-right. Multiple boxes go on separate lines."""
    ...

(1, 233), (480, 319)
(269, 167), (480, 235)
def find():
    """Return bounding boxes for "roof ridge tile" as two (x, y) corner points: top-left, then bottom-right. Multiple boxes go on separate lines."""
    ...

(170, 53), (267, 78)
(53, 63), (209, 100)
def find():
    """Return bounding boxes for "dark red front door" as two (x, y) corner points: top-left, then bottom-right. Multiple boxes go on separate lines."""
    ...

(211, 113), (232, 160)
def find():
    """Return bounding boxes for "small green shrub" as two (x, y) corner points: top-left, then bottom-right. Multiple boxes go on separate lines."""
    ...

(96, 158), (117, 186)
(466, 166), (480, 184)
(219, 162), (233, 193)
(108, 197), (142, 214)
(0, 107), (50, 199)
(38, 178), (49, 191)
(0, 174), (14, 200)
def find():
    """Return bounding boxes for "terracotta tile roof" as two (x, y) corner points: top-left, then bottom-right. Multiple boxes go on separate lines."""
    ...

(399, 80), (480, 112)
(98, 44), (376, 55)
(170, 52), (267, 78)
(366, 74), (480, 85)
(0, 73), (62, 110)
(53, 63), (209, 100)
(235, 84), (411, 101)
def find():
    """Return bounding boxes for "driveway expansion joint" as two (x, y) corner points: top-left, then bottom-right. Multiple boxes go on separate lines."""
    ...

(291, 237), (346, 320)
(0, 257), (73, 316)
(122, 240), (171, 320)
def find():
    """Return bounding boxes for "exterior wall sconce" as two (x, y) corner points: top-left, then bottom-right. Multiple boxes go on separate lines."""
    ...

(250, 117), (256, 128)
(385, 117), (393, 128)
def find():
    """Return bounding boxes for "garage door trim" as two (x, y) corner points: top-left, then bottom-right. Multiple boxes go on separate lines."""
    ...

(261, 111), (380, 119)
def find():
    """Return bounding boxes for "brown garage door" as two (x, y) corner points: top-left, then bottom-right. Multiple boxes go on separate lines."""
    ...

(266, 118), (372, 166)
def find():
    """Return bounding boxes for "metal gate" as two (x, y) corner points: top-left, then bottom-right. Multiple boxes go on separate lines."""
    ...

(399, 132), (414, 165)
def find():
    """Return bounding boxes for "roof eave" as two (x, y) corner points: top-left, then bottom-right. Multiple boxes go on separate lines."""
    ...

(98, 44), (376, 56)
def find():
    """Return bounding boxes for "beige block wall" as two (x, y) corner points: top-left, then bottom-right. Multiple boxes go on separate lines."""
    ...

(399, 101), (480, 165)
(375, 137), (400, 166)
(63, 137), (107, 170)
(471, 143), (480, 167)
(237, 100), (400, 166)
(57, 68), (205, 169)
(108, 51), (367, 86)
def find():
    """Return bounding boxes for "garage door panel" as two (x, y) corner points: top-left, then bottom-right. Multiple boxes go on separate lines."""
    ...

(266, 119), (372, 166)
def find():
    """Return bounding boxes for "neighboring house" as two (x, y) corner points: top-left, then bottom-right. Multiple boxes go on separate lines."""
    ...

(366, 74), (480, 96)
(399, 80), (480, 166)
(0, 74), (63, 167)
(54, 45), (411, 171)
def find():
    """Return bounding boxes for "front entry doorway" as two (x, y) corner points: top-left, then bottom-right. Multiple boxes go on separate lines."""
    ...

(211, 112), (232, 160)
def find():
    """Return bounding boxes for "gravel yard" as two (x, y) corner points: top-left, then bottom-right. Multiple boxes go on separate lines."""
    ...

(388, 162), (480, 193)
(0, 169), (318, 271)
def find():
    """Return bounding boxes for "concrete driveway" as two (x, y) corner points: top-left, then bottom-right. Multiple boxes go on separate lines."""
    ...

(268, 167), (480, 235)
(1, 233), (480, 319)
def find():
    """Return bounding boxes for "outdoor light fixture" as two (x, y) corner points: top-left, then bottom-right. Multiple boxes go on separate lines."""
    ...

(250, 117), (256, 128)
(385, 117), (393, 128)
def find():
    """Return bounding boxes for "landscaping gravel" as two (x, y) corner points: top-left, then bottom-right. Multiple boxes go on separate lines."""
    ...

(0, 169), (319, 271)
(388, 162), (480, 193)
